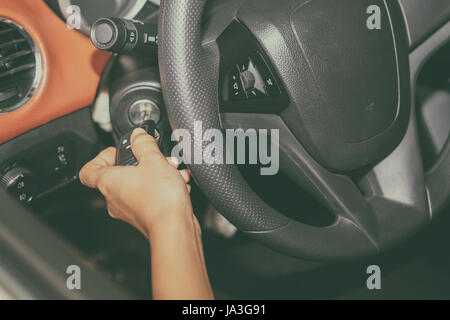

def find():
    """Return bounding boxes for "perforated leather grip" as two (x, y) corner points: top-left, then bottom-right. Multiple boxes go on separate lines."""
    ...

(158, 0), (289, 231)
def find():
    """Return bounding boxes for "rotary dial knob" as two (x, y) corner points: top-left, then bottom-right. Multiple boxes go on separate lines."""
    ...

(1, 167), (36, 203)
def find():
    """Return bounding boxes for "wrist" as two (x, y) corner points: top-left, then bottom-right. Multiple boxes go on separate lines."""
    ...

(146, 207), (197, 241)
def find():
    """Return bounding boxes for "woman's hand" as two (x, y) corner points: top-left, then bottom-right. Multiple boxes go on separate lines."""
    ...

(79, 128), (213, 300)
(79, 128), (192, 238)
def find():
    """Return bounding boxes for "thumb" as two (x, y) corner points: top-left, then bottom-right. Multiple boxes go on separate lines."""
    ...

(79, 147), (117, 189)
(130, 128), (160, 164)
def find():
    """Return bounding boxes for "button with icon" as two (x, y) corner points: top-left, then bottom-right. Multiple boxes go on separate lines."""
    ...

(228, 66), (247, 100)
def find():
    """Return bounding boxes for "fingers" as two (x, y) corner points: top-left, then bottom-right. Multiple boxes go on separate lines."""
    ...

(167, 157), (190, 184)
(179, 169), (190, 183)
(130, 128), (161, 164)
(166, 157), (180, 169)
(79, 147), (117, 189)
(167, 158), (190, 191)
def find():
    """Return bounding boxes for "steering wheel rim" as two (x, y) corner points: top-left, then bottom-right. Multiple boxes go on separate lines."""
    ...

(158, 0), (450, 261)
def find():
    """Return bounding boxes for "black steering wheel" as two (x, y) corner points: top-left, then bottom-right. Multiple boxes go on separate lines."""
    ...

(158, 0), (450, 260)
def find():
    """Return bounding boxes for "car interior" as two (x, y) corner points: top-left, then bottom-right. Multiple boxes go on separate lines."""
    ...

(0, 0), (449, 299)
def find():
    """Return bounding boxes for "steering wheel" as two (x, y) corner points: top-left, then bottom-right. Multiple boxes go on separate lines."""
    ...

(158, 0), (450, 260)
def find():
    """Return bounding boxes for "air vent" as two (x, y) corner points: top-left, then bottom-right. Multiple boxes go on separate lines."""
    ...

(0, 18), (43, 113)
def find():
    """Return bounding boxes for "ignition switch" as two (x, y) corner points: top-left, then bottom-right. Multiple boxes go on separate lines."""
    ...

(128, 99), (161, 126)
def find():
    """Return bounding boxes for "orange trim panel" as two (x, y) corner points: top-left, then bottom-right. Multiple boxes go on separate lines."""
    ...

(0, 0), (111, 143)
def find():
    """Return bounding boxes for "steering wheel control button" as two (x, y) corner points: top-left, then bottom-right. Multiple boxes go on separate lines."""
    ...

(251, 53), (281, 97)
(116, 120), (160, 166)
(229, 67), (247, 100)
(0, 166), (36, 203)
(240, 70), (256, 91)
(244, 57), (269, 99)
(228, 54), (281, 101)
(247, 88), (266, 99)
(237, 59), (250, 72)
(226, 54), (283, 103)
(218, 21), (289, 113)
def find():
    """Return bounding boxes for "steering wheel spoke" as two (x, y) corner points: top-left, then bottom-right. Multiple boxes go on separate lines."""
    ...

(398, 0), (450, 49)
(222, 113), (380, 241)
(222, 109), (433, 251)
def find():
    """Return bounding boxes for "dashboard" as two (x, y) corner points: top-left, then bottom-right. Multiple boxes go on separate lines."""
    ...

(0, 0), (158, 203)
(0, 0), (113, 144)
(0, 0), (159, 144)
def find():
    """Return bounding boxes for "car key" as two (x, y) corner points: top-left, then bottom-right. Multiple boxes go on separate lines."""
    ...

(116, 120), (160, 166)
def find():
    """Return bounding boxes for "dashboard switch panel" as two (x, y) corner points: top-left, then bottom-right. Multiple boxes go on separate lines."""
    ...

(0, 166), (36, 203)
(0, 141), (77, 204)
